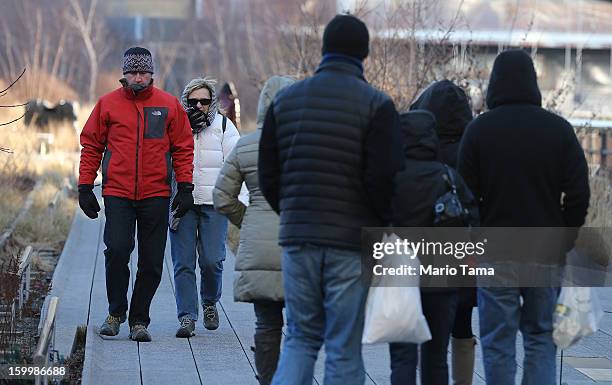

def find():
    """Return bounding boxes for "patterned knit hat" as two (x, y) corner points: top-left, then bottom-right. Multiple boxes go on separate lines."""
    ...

(122, 47), (154, 74)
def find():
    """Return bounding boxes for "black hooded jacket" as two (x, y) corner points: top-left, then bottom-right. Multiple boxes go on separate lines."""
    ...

(392, 110), (477, 227)
(458, 50), (590, 227)
(410, 80), (473, 167)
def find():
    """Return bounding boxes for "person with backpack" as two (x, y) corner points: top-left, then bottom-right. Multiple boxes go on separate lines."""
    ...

(169, 77), (241, 337)
(458, 50), (590, 385)
(389, 110), (478, 385)
(213, 75), (296, 385)
(410, 80), (477, 385)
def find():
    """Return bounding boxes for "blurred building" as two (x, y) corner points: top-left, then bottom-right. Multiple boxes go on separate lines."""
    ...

(340, 0), (612, 118)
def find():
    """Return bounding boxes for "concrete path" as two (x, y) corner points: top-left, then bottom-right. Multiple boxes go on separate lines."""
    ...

(49, 196), (612, 384)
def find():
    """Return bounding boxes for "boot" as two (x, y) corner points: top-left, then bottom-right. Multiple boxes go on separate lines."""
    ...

(254, 333), (282, 385)
(451, 336), (476, 385)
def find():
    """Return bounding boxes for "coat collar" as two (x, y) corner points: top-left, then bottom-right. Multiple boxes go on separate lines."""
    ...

(120, 78), (155, 101)
(315, 55), (366, 81)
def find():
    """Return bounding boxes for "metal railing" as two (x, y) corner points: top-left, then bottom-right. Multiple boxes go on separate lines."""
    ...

(33, 296), (59, 385)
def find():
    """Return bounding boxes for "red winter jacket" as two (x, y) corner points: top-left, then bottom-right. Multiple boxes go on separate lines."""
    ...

(79, 83), (194, 200)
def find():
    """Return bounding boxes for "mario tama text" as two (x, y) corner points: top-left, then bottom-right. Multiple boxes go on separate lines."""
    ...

(373, 263), (495, 277)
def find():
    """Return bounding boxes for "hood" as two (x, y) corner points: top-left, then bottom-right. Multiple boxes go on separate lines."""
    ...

(181, 77), (218, 127)
(256, 76), (296, 128)
(410, 80), (472, 139)
(399, 110), (439, 161)
(486, 49), (542, 109)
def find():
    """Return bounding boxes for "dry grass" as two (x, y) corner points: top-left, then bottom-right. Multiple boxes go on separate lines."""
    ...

(13, 179), (76, 251)
(580, 171), (612, 267)
(0, 105), (90, 263)
(0, 179), (28, 231)
(586, 172), (612, 228)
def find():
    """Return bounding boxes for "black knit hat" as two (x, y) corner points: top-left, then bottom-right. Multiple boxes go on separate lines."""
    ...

(123, 47), (154, 74)
(321, 14), (369, 60)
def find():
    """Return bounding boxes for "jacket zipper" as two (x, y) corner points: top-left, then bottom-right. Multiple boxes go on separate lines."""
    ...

(134, 101), (141, 200)
(194, 132), (199, 202)
(221, 126), (225, 163)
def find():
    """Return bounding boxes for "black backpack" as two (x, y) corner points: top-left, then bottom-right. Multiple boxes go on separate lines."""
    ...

(433, 165), (472, 227)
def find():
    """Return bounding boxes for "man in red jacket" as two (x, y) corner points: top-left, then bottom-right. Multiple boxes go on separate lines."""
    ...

(78, 47), (194, 342)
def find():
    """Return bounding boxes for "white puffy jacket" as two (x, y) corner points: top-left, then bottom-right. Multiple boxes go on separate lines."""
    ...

(192, 113), (241, 205)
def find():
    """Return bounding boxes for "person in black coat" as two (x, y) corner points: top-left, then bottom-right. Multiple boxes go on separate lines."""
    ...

(389, 110), (478, 385)
(258, 15), (404, 385)
(411, 80), (472, 167)
(410, 80), (476, 385)
(457, 49), (590, 385)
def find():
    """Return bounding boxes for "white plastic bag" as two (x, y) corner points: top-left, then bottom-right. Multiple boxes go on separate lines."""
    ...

(553, 286), (604, 349)
(362, 233), (432, 344)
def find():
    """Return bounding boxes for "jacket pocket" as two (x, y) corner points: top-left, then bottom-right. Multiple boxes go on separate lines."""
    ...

(143, 107), (168, 139)
(165, 152), (172, 185)
(101, 149), (112, 186)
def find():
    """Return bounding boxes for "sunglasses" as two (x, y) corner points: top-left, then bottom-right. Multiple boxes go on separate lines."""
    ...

(187, 98), (212, 107)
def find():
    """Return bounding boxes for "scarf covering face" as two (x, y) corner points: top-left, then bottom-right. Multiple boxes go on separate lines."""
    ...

(181, 77), (218, 135)
(119, 77), (153, 94)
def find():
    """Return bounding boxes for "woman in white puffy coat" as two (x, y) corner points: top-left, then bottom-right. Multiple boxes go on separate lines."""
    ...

(169, 77), (240, 338)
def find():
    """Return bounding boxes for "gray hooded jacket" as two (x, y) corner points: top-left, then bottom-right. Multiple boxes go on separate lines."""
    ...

(212, 76), (295, 302)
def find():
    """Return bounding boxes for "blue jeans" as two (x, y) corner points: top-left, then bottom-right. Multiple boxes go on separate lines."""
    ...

(478, 287), (558, 385)
(271, 244), (368, 385)
(170, 204), (227, 320)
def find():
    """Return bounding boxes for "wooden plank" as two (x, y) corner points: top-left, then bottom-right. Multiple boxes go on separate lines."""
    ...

(81, 213), (141, 385)
(50, 208), (103, 357)
(138, 241), (201, 384)
(190, 249), (258, 385)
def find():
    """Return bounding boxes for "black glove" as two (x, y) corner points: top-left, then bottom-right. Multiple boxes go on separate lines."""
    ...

(172, 182), (194, 218)
(187, 107), (207, 132)
(78, 184), (101, 219)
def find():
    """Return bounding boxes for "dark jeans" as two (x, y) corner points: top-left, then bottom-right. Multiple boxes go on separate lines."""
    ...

(452, 287), (476, 338)
(103, 196), (169, 327)
(389, 291), (458, 385)
(254, 301), (284, 385)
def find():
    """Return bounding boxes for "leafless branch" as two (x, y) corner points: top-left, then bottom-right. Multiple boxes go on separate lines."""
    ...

(0, 113), (25, 126)
(0, 68), (26, 96)
(66, 0), (101, 102)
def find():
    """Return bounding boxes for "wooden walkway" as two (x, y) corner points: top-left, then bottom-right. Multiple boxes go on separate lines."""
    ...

(48, 189), (612, 384)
